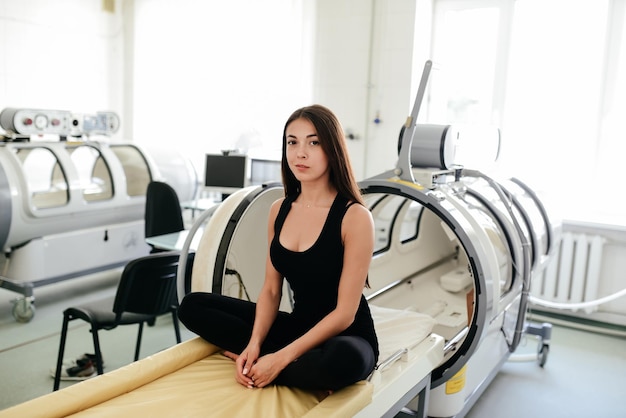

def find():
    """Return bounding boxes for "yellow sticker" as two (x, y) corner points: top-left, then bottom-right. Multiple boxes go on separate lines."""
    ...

(387, 177), (425, 190)
(445, 365), (467, 394)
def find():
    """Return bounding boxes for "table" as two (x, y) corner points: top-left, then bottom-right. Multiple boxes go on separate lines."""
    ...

(145, 229), (203, 252)
(180, 198), (220, 219)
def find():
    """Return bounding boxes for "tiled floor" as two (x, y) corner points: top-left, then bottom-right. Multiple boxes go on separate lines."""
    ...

(467, 317), (625, 418)
(0, 271), (624, 417)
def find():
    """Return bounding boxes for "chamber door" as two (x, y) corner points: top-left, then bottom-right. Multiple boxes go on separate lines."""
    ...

(360, 179), (492, 387)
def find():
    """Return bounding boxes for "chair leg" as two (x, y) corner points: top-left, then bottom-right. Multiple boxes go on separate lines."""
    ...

(171, 309), (181, 343)
(134, 322), (145, 361)
(90, 327), (105, 375)
(53, 313), (71, 391)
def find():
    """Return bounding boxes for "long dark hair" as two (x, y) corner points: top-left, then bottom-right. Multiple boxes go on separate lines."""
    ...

(281, 105), (363, 204)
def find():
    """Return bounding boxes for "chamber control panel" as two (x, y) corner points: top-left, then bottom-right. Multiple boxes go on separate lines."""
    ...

(71, 112), (120, 136)
(0, 108), (72, 137)
(1, 108), (120, 139)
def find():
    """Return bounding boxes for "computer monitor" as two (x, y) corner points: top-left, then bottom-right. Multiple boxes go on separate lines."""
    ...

(250, 158), (282, 186)
(204, 153), (247, 195)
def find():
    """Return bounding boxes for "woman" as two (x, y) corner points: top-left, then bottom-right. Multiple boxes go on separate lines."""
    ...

(178, 104), (378, 392)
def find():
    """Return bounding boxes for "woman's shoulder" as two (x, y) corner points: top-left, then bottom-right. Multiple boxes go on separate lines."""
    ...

(341, 201), (374, 247)
(271, 196), (286, 208)
(343, 200), (374, 226)
(269, 196), (286, 217)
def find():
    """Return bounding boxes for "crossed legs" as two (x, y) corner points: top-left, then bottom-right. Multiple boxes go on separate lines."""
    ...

(178, 292), (375, 391)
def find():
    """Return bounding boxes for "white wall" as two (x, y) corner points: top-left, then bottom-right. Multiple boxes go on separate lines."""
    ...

(313, 0), (432, 179)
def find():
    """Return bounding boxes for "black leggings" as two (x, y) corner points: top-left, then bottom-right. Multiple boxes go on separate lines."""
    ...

(177, 292), (376, 391)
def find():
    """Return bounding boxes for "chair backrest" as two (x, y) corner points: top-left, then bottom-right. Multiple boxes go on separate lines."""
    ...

(113, 251), (194, 317)
(144, 181), (185, 238)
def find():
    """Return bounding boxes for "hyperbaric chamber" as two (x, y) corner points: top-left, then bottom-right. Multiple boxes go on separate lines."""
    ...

(178, 60), (559, 415)
(180, 164), (556, 390)
(359, 171), (556, 385)
(0, 141), (152, 251)
(0, 138), (197, 319)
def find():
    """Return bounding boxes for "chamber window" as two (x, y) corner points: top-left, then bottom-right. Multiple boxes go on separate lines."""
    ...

(109, 145), (152, 197)
(367, 194), (419, 254)
(67, 145), (113, 202)
(14, 147), (69, 209)
(465, 193), (514, 295)
(400, 200), (424, 243)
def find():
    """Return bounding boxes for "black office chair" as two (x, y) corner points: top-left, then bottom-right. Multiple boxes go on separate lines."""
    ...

(145, 181), (185, 253)
(52, 251), (194, 391)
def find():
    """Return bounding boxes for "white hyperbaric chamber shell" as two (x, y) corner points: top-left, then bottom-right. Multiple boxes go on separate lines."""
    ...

(0, 141), (152, 252)
(182, 170), (556, 390)
(0, 140), (197, 252)
(0, 140), (197, 296)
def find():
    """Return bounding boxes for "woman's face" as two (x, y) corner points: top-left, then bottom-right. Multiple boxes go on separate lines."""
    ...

(285, 117), (329, 184)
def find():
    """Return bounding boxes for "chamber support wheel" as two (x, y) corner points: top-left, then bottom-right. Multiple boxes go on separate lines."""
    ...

(526, 322), (552, 367)
(12, 297), (35, 323)
(537, 343), (549, 368)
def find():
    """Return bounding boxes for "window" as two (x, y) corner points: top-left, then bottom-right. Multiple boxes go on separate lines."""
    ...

(428, 1), (502, 125)
(109, 145), (152, 197)
(366, 194), (422, 253)
(428, 0), (625, 223)
(67, 145), (113, 202)
(132, 0), (312, 179)
(14, 147), (69, 209)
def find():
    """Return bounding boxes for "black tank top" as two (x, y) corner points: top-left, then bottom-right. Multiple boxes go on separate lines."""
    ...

(270, 194), (379, 361)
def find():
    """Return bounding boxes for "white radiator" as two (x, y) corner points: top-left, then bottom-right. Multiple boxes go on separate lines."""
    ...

(532, 232), (605, 313)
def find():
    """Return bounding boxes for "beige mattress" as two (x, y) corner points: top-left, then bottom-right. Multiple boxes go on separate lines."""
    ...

(0, 306), (436, 418)
(0, 338), (371, 418)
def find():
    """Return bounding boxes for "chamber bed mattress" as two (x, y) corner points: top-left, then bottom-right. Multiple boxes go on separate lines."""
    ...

(0, 306), (442, 418)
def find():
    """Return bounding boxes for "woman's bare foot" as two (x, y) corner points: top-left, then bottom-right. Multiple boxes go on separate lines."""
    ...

(222, 351), (239, 361)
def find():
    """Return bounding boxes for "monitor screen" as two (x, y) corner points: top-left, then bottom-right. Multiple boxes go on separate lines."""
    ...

(250, 158), (282, 186)
(204, 154), (247, 191)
